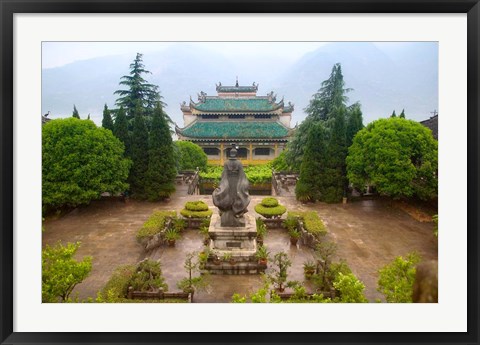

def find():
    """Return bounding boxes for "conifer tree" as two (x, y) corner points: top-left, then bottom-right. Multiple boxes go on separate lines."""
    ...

(72, 105), (80, 119)
(87, 114), (90, 120)
(102, 104), (114, 132)
(399, 109), (406, 118)
(146, 103), (176, 200)
(128, 105), (149, 198)
(113, 106), (130, 156)
(295, 123), (327, 202)
(346, 103), (364, 148)
(391, 110), (397, 118)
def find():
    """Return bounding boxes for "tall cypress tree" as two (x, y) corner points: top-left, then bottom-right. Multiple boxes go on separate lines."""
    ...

(113, 106), (130, 157)
(391, 110), (397, 118)
(346, 103), (364, 148)
(129, 105), (149, 198)
(399, 109), (406, 118)
(295, 123), (327, 202)
(146, 103), (176, 200)
(102, 104), (114, 132)
(72, 105), (80, 119)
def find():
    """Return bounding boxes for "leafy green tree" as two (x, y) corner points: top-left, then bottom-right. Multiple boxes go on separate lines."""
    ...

(42, 242), (92, 302)
(269, 251), (292, 292)
(113, 106), (130, 156)
(129, 105), (149, 198)
(333, 272), (368, 303)
(271, 150), (291, 172)
(295, 123), (327, 202)
(114, 53), (163, 120)
(399, 109), (406, 118)
(377, 252), (421, 302)
(175, 141), (208, 171)
(42, 118), (131, 211)
(72, 105), (80, 119)
(147, 103), (177, 200)
(346, 117), (438, 200)
(102, 104), (114, 132)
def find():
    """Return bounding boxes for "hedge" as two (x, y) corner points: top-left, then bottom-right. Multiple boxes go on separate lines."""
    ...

(288, 211), (327, 236)
(255, 197), (287, 218)
(184, 201), (209, 212)
(137, 211), (176, 241)
(180, 200), (213, 218)
(260, 197), (279, 207)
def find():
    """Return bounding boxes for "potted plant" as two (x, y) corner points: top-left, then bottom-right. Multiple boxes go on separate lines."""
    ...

(289, 228), (301, 245)
(211, 250), (221, 265)
(198, 249), (210, 270)
(199, 225), (210, 245)
(303, 260), (316, 279)
(164, 228), (180, 247)
(222, 252), (234, 265)
(255, 245), (270, 266)
(269, 251), (292, 292)
(256, 218), (267, 246)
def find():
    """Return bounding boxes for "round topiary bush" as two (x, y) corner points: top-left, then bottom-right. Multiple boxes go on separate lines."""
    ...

(254, 197), (287, 219)
(180, 200), (213, 218)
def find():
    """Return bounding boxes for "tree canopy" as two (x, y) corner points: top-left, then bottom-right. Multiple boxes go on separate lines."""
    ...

(346, 117), (438, 200)
(175, 141), (208, 171)
(72, 105), (80, 119)
(101, 103), (114, 132)
(42, 118), (131, 211)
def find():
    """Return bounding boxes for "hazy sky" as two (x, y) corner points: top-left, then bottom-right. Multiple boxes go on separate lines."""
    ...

(42, 42), (328, 69)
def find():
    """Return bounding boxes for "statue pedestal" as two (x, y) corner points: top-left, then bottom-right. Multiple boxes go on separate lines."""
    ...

(205, 213), (264, 274)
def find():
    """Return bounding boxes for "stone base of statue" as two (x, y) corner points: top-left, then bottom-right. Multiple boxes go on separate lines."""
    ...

(205, 212), (265, 275)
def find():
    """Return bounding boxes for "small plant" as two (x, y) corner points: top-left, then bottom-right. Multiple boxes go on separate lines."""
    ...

(231, 293), (247, 303)
(288, 228), (301, 245)
(180, 200), (213, 218)
(176, 252), (209, 301)
(269, 251), (292, 292)
(432, 214), (438, 237)
(136, 210), (176, 241)
(254, 197), (287, 219)
(255, 245), (270, 264)
(283, 215), (299, 232)
(198, 249), (210, 269)
(222, 252), (233, 261)
(164, 228), (180, 246)
(256, 217), (267, 244)
(303, 260), (316, 279)
(129, 259), (168, 293)
(199, 225), (210, 245)
(172, 217), (186, 232)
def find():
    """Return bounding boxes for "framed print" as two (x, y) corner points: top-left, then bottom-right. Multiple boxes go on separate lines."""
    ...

(1, 0), (479, 344)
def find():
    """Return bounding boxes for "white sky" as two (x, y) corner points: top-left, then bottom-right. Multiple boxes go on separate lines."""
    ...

(42, 41), (327, 68)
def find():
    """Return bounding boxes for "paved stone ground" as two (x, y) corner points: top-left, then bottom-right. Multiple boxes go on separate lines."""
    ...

(43, 186), (436, 303)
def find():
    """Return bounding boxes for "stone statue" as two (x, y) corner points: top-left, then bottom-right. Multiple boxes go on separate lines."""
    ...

(212, 144), (250, 227)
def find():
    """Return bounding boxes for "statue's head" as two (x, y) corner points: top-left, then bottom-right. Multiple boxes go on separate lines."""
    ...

(229, 144), (238, 159)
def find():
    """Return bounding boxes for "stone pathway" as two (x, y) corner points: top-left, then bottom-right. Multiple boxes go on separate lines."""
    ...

(43, 190), (437, 302)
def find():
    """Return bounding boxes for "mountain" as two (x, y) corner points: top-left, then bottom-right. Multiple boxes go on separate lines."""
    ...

(42, 42), (438, 126)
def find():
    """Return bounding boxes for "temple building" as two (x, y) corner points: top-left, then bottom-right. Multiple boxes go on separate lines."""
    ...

(176, 81), (295, 165)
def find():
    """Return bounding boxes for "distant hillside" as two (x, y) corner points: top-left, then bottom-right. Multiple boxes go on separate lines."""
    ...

(42, 42), (438, 126)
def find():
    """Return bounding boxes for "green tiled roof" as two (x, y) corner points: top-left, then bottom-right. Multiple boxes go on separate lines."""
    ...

(217, 85), (257, 93)
(180, 121), (289, 139)
(192, 98), (280, 112)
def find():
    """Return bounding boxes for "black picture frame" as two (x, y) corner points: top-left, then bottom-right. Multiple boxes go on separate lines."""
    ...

(1, 1), (479, 344)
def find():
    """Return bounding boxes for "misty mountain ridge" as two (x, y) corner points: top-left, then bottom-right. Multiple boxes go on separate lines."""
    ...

(42, 42), (438, 126)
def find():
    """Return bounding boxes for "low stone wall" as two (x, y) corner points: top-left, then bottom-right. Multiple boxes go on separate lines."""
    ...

(127, 287), (192, 302)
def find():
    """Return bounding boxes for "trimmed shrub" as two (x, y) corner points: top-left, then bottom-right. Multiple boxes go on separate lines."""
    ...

(180, 200), (213, 218)
(288, 211), (327, 236)
(254, 197), (287, 219)
(136, 211), (176, 241)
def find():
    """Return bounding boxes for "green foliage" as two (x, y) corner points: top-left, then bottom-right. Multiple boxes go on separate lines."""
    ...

(231, 293), (247, 303)
(255, 245), (270, 260)
(113, 106), (130, 156)
(269, 251), (292, 291)
(102, 104), (114, 132)
(146, 103), (176, 200)
(128, 259), (168, 292)
(255, 217), (267, 238)
(296, 123), (327, 202)
(172, 217), (186, 232)
(72, 104), (80, 119)
(346, 117), (438, 200)
(180, 201), (212, 218)
(287, 211), (326, 237)
(391, 110), (397, 118)
(176, 252), (209, 294)
(346, 103), (364, 148)
(377, 252), (421, 302)
(97, 264), (135, 302)
(175, 141), (208, 171)
(333, 273), (368, 303)
(200, 164), (272, 185)
(254, 197), (286, 218)
(42, 242), (92, 302)
(399, 109), (406, 118)
(136, 210), (176, 240)
(129, 106), (149, 198)
(42, 118), (131, 211)
(271, 150), (292, 172)
(260, 197), (279, 207)
(184, 201), (209, 211)
(164, 228), (180, 241)
(114, 53), (164, 120)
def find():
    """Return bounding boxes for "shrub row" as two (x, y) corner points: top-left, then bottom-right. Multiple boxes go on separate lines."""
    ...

(180, 209), (213, 218)
(136, 211), (176, 241)
(288, 211), (327, 236)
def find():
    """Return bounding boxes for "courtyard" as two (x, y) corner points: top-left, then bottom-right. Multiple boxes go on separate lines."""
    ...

(42, 190), (437, 303)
